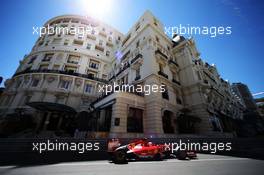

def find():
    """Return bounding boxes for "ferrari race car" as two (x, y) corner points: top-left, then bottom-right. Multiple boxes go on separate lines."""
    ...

(107, 138), (197, 164)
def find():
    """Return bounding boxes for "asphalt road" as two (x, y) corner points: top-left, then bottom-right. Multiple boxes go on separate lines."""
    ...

(0, 154), (263, 175)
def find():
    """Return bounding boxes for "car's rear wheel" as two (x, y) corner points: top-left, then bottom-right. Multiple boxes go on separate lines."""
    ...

(177, 151), (187, 160)
(113, 150), (127, 164)
(154, 153), (162, 161)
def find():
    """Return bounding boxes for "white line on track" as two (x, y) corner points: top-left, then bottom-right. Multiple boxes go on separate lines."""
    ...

(49, 157), (249, 166)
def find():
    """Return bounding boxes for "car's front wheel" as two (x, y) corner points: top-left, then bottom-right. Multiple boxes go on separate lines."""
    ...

(113, 150), (127, 164)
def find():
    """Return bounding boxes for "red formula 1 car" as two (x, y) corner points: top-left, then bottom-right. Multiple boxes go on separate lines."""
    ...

(107, 138), (197, 164)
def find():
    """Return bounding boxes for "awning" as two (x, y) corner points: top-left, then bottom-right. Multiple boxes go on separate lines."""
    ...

(26, 102), (76, 114)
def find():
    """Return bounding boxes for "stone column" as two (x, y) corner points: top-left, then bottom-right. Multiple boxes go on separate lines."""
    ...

(144, 77), (163, 135)
(110, 98), (128, 134)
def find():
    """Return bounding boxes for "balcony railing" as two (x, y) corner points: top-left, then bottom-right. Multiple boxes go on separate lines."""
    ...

(131, 53), (143, 64)
(87, 34), (96, 40)
(155, 49), (168, 59)
(158, 71), (168, 79)
(168, 59), (179, 67)
(95, 45), (104, 52)
(13, 69), (108, 83)
(67, 60), (79, 64)
(172, 79), (181, 86)
(106, 41), (113, 47)
(109, 63), (130, 81)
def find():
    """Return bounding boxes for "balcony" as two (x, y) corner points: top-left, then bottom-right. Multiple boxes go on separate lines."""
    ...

(131, 53), (143, 64)
(13, 69), (108, 83)
(109, 63), (131, 81)
(106, 41), (113, 47)
(158, 71), (168, 79)
(172, 79), (181, 86)
(99, 31), (107, 38)
(155, 49), (168, 60)
(168, 59), (179, 67)
(204, 80), (209, 84)
(95, 45), (104, 52)
(87, 34), (96, 40)
(67, 60), (79, 64)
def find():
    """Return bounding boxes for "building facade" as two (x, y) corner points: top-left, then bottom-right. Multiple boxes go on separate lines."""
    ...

(0, 11), (245, 138)
(231, 82), (258, 111)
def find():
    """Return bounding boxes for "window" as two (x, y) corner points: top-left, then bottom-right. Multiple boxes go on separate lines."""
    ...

(162, 84), (169, 100)
(71, 19), (79, 23)
(39, 64), (49, 70)
(59, 80), (70, 89)
(52, 38), (62, 44)
(84, 83), (93, 93)
(196, 71), (201, 80)
(135, 22), (140, 31)
(89, 61), (99, 69)
(64, 39), (69, 45)
(31, 79), (40, 87)
(136, 67), (140, 77)
(155, 36), (160, 43)
(136, 40), (140, 48)
(67, 55), (80, 64)
(42, 53), (54, 62)
(28, 56), (37, 64)
(87, 73), (95, 78)
(127, 108), (143, 133)
(53, 65), (60, 70)
(73, 39), (83, 46)
(77, 34), (83, 40)
(159, 64), (163, 72)
(99, 40), (103, 46)
(102, 74), (107, 80)
(64, 66), (77, 73)
(106, 51), (110, 57)
(86, 43), (92, 50)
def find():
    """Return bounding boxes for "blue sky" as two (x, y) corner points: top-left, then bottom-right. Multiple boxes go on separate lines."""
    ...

(0, 0), (263, 97)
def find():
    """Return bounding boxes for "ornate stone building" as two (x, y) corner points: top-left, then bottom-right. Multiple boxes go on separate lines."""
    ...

(0, 11), (245, 138)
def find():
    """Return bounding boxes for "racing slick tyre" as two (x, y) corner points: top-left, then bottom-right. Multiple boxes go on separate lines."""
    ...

(113, 150), (127, 164)
(177, 151), (187, 160)
(154, 153), (162, 161)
